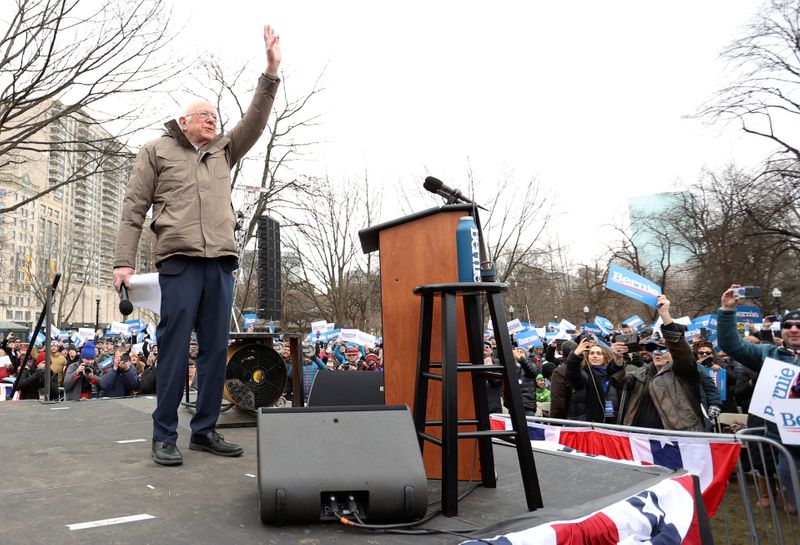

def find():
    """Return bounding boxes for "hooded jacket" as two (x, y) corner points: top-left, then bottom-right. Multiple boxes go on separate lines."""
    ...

(114, 73), (280, 268)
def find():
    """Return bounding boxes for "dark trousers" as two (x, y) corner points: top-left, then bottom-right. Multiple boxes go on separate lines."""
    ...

(152, 257), (234, 443)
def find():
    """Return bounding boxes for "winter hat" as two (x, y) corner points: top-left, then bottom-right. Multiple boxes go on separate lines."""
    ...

(365, 353), (379, 364)
(80, 341), (96, 360)
(540, 362), (557, 380)
(783, 310), (800, 322)
(536, 374), (544, 381)
(345, 346), (360, 356)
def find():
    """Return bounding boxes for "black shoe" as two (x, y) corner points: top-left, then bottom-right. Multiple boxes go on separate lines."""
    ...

(152, 440), (183, 466)
(189, 430), (243, 457)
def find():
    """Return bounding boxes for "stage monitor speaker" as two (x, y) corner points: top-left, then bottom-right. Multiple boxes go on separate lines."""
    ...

(257, 215), (281, 322)
(307, 370), (384, 407)
(257, 405), (428, 524)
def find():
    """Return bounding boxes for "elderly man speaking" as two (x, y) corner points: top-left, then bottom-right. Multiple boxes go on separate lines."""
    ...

(113, 25), (281, 466)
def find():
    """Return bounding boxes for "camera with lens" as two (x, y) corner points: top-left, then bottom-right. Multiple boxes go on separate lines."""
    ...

(83, 366), (93, 375)
(613, 332), (641, 353)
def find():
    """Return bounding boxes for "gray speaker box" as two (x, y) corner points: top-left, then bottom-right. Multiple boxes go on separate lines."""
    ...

(257, 405), (429, 524)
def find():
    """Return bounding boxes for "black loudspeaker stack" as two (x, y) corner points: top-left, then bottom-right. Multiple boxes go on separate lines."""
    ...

(257, 405), (428, 524)
(257, 216), (281, 322)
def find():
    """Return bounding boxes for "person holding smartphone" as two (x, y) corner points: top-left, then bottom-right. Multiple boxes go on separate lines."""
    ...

(718, 284), (800, 513)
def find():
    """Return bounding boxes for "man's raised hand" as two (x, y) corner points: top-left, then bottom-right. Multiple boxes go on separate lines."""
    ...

(264, 25), (281, 76)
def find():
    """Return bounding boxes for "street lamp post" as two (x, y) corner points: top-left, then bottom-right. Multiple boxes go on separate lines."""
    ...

(772, 288), (782, 316)
(583, 305), (589, 323)
(508, 305), (515, 320)
(95, 294), (101, 332)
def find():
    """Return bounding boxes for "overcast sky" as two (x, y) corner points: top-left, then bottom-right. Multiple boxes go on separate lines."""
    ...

(162, 0), (774, 264)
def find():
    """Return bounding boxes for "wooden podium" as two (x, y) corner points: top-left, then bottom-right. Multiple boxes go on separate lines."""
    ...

(359, 204), (482, 480)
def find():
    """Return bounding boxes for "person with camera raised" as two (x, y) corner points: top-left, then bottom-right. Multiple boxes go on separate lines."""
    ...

(564, 335), (621, 423)
(64, 341), (100, 401)
(99, 351), (139, 398)
(718, 284), (800, 512)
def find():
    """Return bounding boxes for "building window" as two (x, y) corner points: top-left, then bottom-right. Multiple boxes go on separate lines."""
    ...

(14, 311), (22, 321)
(5, 310), (11, 320)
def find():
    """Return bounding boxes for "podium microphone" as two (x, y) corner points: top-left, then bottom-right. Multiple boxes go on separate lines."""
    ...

(119, 285), (133, 316)
(423, 176), (468, 204)
(423, 176), (487, 210)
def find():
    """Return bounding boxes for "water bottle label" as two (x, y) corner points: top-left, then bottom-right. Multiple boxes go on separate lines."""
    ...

(469, 226), (481, 282)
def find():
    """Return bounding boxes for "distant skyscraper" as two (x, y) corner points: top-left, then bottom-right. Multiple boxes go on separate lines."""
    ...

(627, 192), (692, 271)
(0, 102), (153, 326)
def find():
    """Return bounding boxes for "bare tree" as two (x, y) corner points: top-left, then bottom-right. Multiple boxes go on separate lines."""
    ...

(696, 0), (800, 250)
(456, 167), (551, 284)
(0, 0), (179, 211)
(283, 176), (373, 328)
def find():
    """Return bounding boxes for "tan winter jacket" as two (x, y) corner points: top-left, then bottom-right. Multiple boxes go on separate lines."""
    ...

(113, 73), (280, 268)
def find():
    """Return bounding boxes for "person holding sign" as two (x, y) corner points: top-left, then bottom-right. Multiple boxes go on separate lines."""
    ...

(607, 295), (705, 431)
(718, 284), (800, 513)
(113, 25), (282, 466)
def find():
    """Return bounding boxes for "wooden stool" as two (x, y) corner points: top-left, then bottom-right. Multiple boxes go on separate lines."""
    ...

(412, 282), (542, 516)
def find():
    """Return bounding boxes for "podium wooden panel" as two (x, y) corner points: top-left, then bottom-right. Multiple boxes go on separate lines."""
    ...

(360, 204), (480, 480)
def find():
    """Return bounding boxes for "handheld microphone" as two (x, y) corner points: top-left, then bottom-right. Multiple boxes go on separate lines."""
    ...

(119, 285), (133, 316)
(423, 176), (469, 204)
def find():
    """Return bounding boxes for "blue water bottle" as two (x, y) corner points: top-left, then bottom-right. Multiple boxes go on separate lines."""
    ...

(456, 216), (481, 282)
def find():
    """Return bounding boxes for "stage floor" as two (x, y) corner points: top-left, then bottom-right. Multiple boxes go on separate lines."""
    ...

(0, 397), (678, 544)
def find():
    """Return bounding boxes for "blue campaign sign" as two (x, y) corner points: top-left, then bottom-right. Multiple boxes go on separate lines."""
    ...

(546, 322), (559, 332)
(605, 264), (661, 308)
(623, 315), (645, 329)
(735, 305), (762, 323)
(692, 314), (718, 331)
(686, 324), (703, 341)
(708, 332), (719, 351)
(243, 313), (257, 328)
(715, 368), (727, 401)
(594, 316), (613, 335)
(516, 330), (540, 349)
(582, 323), (603, 335)
(544, 331), (557, 342)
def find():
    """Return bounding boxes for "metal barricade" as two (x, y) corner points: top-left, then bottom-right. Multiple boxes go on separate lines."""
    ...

(524, 416), (800, 545)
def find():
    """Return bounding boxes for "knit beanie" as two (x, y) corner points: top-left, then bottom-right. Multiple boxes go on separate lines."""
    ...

(80, 341), (95, 360)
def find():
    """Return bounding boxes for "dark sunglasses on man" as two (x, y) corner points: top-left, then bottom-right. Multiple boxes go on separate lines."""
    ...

(781, 322), (800, 330)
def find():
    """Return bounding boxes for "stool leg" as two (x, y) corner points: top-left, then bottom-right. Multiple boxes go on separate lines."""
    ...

(441, 292), (459, 517)
(413, 293), (435, 453)
(488, 292), (544, 509)
(463, 293), (497, 489)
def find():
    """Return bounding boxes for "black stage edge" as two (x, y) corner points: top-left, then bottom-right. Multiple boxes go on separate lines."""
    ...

(1, 397), (681, 544)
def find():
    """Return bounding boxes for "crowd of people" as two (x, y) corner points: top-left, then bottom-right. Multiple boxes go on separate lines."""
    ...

(0, 334), (160, 400)
(0, 332), (385, 404)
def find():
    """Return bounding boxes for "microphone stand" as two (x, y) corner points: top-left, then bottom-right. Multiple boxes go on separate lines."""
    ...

(14, 273), (61, 403)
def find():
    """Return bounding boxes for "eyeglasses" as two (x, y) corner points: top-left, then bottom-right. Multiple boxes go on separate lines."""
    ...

(185, 110), (217, 122)
(650, 348), (669, 355)
(781, 322), (800, 330)
(697, 351), (713, 356)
